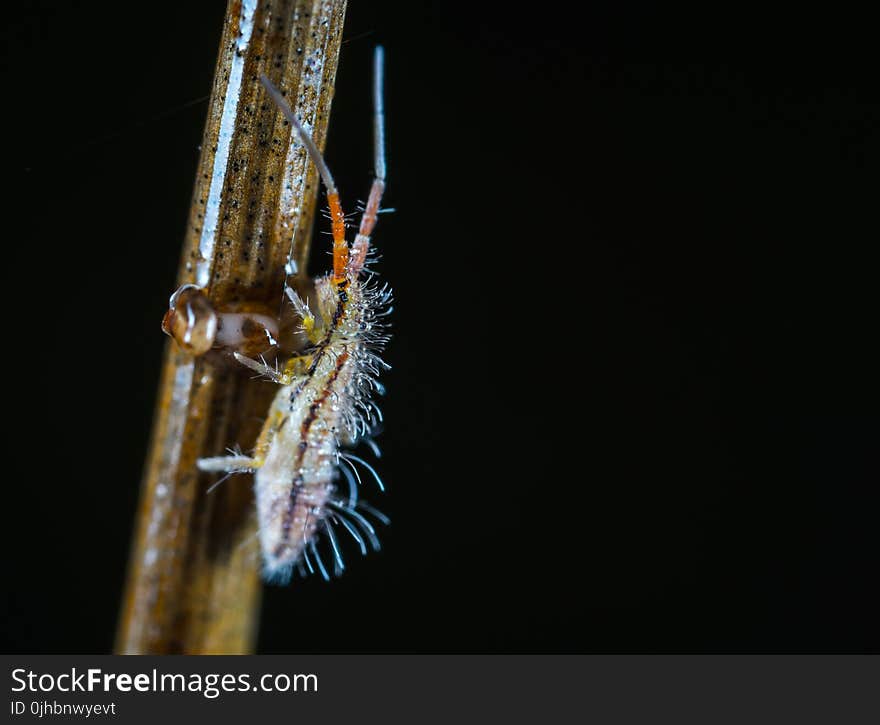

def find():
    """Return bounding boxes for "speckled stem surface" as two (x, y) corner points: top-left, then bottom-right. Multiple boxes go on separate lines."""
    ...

(116, 0), (347, 654)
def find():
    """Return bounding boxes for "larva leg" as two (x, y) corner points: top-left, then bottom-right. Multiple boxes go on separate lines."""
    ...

(285, 286), (322, 344)
(198, 405), (283, 475)
(233, 351), (313, 385)
(197, 455), (259, 473)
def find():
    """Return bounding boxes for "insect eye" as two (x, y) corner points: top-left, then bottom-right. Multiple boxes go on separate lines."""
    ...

(162, 284), (218, 355)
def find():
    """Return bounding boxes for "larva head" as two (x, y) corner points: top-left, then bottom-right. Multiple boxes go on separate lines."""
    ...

(162, 284), (217, 355)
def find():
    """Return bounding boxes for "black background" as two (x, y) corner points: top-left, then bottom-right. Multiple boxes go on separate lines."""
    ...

(2, 2), (876, 653)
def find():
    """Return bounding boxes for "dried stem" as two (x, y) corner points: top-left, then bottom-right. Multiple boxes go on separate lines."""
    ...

(116, 0), (347, 654)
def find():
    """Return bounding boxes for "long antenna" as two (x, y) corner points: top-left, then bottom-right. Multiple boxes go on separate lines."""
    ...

(373, 46), (386, 182)
(260, 74), (338, 195)
(347, 45), (389, 277)
(261, 72), (348, 283)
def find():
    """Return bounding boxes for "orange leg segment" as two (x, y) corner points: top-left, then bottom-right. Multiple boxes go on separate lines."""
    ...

(328, 192), (348, 285)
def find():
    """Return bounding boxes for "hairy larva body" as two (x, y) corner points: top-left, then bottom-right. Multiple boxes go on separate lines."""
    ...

(246, 279), (389, 579)
(190, 47), (392, 583)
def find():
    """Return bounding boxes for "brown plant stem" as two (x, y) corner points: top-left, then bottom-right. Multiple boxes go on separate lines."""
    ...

(116, 0), (347, 654)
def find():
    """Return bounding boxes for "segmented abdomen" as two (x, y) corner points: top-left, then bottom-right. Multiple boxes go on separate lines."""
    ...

(255, 344), (356, 578)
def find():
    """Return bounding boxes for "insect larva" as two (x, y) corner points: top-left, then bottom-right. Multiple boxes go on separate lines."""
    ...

(194, 46), (392, 583)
